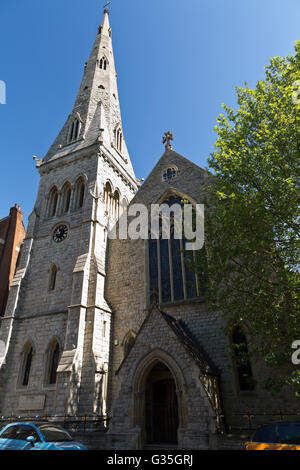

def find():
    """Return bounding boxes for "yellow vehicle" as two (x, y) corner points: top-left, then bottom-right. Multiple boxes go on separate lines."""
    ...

(243, 422), (300, 450)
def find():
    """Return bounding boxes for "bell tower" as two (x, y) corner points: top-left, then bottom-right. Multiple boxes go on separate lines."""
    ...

(0, 9), (137, 418)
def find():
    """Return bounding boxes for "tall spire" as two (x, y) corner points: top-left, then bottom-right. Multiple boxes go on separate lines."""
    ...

(43, 9), (136, 184)
(99, 8), (111, 36)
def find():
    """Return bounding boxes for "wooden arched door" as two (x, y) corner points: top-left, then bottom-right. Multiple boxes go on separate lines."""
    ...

(145, 362), (179, 444)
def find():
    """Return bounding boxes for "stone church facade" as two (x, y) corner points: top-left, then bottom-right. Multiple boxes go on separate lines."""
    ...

(0, 10), (298, 450)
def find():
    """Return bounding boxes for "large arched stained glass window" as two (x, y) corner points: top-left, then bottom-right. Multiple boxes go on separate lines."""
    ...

(149, 195), (206, 305)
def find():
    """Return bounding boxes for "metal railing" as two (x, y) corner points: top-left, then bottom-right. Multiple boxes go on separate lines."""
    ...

(0, 414), (110, 433)
(222, 410), (300, 435)
(1, 409), (299, 435)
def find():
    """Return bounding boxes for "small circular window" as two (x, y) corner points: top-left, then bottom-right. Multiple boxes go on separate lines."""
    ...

(162, 167), (178, 182)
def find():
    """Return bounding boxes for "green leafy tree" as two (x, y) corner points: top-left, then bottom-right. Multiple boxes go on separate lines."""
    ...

(204, 42), (300, 395)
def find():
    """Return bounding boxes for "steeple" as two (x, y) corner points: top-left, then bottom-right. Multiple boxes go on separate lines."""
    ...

(0, 6), (139, 423)
(100, 9), (111, 36)
(43, 9), (136, 185)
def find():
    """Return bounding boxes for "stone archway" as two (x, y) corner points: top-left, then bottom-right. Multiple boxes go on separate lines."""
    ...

(132, 349), (185, 447)
(145, 362), (178, 444)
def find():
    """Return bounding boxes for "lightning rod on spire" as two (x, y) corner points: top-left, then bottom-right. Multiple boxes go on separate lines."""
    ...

(103, 1), (112, 11)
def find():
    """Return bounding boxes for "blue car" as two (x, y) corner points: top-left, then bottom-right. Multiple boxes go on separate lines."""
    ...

(0, 422), (87, 450)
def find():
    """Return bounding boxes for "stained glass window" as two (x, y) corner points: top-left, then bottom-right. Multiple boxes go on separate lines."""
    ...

(148, 195), (205, 304)
(149, 239), (159, 305)
(171, 237), (184, 301)
(160, 239), (171, 303)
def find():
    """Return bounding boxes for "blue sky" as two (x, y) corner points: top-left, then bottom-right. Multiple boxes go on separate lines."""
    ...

(0, 0), (299, 224)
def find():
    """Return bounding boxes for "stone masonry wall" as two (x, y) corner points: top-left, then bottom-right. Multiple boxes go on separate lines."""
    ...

(0, 144), (135, 417)
(105, 148), (299, 437)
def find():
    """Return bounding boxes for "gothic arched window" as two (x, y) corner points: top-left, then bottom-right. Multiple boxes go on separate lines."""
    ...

(69, 118), (80, 143)
(99, 57), (107, 70)
(148, 195), (205, 305)
(113, 190), (120, 220)
(114, 126), (123, 153)
(61, 182), (71, 214)
(49, 264), (57, 291)
(74, 178), (85, 210)
(20, 343), (33, 387)
(232, 326), (255, 391)
(48, 186), (58, 218)
(104, 182), (112, 215)
(47, 339), (60, 385)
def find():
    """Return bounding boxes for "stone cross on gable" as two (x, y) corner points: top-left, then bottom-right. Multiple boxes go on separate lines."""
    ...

(162, 131), (174, 150)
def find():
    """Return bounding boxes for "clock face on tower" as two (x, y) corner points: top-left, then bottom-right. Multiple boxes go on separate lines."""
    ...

(53, 224), (69, 243)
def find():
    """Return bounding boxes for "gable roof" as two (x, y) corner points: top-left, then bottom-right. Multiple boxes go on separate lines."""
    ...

(130, 147), (212, 207)
(159, 308), (219, 376)
(115, 305), (219, 377)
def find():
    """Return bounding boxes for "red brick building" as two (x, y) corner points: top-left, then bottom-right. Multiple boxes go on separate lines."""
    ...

(0, 205), (26, 317)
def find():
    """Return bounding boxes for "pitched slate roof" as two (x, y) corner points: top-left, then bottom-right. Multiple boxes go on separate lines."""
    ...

(116, 305), (219, 377)
(157, 307), (219, 376)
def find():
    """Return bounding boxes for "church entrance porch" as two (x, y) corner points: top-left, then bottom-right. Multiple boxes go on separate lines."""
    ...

(145, 362), (179, 445)
(130, 350), (186, 449)
(107, 341), (219, 450)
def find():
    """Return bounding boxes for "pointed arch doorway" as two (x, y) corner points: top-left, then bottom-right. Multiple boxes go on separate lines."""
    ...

(132, 350), (185, 448)
(145, 362), (179, 444)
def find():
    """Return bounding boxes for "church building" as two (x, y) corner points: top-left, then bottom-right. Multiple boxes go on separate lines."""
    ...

(0, 9), (298, 450)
